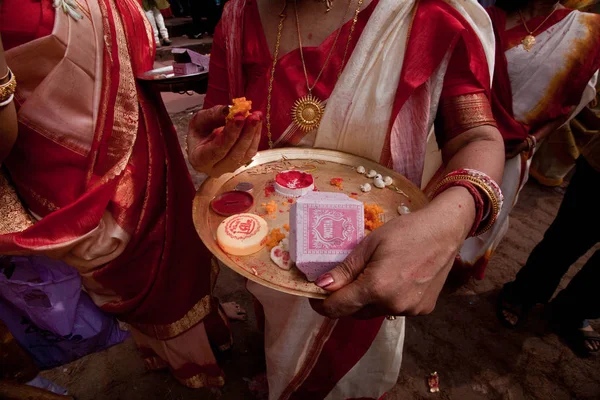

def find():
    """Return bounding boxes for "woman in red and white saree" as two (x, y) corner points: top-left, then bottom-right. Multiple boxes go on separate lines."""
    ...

(189, 0), (504, 398)
(457, 0), (600, 280)
(0, 0), (231, 389)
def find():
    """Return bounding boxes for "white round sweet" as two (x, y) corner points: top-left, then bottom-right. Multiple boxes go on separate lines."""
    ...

(360, 183), (372, 192)
(373, 178), (386, 189)
(383, 176), (393, 186)
(357, 166), (366, 174)
(366, 169), (378, 178)
(374, 174), (383, 181)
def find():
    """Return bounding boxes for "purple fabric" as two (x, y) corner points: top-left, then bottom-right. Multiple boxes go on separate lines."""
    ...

(0, 256), (129, 369)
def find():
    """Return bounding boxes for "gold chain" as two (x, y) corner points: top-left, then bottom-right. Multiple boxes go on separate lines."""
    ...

(518, 3), (559, 35)
(338, 0), (363, 79)
(266, 0), (364, 148)
(295, 0), (354, 94)
(266, 7), (288, 149)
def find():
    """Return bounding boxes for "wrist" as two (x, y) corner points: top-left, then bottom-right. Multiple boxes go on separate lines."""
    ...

(428, 186), (477, 241)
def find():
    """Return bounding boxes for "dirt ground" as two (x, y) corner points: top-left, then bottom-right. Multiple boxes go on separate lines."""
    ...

(42, 100), (600, 400)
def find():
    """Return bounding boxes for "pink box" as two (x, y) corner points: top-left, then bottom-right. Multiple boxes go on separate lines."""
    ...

(289, 192), (365, 282)
(172, 62), (202, 76)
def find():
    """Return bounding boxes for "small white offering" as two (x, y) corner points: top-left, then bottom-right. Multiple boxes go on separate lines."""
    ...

(374, 174), (383, 181)
(360, 183), (372, 192)
(270, 238), (291, 270)
(397, 205), (411, 215)
(383, 176), (393, 186)
(373, 178), (386, 189)
(357, 166), (366, 174)
(366, 169), (378, 178)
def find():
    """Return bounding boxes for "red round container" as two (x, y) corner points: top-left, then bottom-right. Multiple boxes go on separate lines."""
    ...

(210, 191), (255, 216)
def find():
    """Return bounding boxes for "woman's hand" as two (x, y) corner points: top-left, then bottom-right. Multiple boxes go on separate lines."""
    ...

(505, 107), (576, 160)
(187, 105), (263, 177)
(310, 187), (474, 319)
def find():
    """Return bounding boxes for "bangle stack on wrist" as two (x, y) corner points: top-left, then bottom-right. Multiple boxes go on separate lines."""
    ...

(0, 68), (17, 108)
(432, 169), (503, 237)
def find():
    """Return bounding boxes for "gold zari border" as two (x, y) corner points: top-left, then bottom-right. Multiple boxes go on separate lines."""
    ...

(176, 372), (225, 389)
(133, 295), (214, 340)
(0, 171), (34, 235)
(438, 92), (497, 139)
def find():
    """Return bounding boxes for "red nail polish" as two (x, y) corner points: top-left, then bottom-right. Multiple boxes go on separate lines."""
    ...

(315, 274), (334, 288)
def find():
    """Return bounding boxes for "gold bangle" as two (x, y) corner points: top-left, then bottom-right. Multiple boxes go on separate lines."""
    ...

(433, 174), (501, 236)
(0, 68), (10, 83)
(0, 68), (17, 104)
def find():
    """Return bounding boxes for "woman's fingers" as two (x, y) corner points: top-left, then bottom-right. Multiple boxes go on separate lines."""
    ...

(211, 112), (263, 175)
(311, 280), (372, 319)
(188, 117), (245, 175)
(189, 105), (229, 136)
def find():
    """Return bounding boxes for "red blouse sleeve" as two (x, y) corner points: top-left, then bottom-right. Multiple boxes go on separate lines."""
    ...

(440, 39), (485, 99)
(203, 21), (231, 109)
(435, 39), (496, 146)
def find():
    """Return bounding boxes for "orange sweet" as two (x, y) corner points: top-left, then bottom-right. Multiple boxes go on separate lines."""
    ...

(330, 177), (344, 190)
(227, 97), (252, 121)
(364, 203), (384, 231)
(265, 228), (286, 250)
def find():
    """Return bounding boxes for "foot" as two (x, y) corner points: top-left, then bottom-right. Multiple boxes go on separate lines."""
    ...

(581, 324), (600, 353)
(222, 301), (247, 321)
(161, 38), (172, 46)
(550, 316), (600, 357)
(496, 283), (532, 329)
(155, 42), (162, 48)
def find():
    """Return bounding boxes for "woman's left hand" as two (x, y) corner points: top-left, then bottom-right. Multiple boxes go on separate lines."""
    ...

(310, 187), (472, 319)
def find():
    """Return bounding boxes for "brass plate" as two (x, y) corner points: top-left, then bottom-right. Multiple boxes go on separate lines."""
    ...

(193, 148), (429, 299)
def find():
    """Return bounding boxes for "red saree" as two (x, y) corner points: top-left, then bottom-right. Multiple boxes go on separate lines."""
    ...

(206, 0), (494, 398)
(0, 0), (229, 388)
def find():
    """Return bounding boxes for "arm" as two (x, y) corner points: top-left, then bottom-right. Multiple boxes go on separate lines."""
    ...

(311, 38), (505, 319)
(187, 19), (263, 177)
(0, 33), (18, 163)
(311, 126), (504, 319)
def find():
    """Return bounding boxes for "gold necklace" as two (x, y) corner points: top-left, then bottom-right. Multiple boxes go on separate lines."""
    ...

(266, 0), (363, 147)
(291, 0), (355, 133)
(518, 4), (559, 51)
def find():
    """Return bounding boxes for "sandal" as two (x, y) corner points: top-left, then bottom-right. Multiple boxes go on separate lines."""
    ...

(549, 317), (600, 358)
(496, 282), (534, 329)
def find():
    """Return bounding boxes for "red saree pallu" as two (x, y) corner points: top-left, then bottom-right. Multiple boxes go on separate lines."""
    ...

(0, 0), (230, 388)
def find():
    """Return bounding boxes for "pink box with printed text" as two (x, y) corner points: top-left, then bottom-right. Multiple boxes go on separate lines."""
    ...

(289, 192), (365, 282)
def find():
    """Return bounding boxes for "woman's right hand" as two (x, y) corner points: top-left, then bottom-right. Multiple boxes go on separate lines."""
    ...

(187, 105), (263, 177)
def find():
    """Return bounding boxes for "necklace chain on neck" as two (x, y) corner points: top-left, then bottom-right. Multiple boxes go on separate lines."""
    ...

(519, 3), (559, 35)
(265, 0), (363, 148)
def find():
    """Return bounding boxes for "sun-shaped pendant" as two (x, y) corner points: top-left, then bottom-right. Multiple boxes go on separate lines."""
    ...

(521, 35), (536, 52)
(291, 94), (325, 132)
